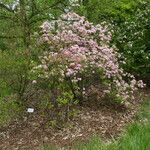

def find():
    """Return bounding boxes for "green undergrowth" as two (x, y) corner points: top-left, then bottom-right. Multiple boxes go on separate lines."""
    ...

(43, 97), (150, 150)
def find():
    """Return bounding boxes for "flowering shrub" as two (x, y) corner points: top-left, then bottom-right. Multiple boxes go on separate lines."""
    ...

(32, 12), (145, 107)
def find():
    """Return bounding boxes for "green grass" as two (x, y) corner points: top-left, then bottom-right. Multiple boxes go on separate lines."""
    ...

(113, 123), (150, 150)
(136, 98), (150, 122)
(43, 98), (150, 150)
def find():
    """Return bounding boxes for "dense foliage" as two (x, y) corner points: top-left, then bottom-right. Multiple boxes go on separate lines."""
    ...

(114, 1), (150, 74)
(0, 0), (149, 126)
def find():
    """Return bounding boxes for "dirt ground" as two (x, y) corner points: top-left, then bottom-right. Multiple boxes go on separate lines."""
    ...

(0, 88), (149, 150)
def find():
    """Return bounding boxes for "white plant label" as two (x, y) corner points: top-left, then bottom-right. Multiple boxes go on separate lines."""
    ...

(27, 108), (34, 113)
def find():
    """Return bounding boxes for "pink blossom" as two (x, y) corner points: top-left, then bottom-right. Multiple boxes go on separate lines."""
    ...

(34, 12), (145, 102)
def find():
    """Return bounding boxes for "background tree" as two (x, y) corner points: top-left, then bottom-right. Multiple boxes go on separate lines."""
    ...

(0, 0), (71, 50)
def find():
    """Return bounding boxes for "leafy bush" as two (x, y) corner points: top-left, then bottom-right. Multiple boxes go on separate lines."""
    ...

(114, 1), (150, 75)
(0, 50), (30, 103)
(0, 50), (31, 125)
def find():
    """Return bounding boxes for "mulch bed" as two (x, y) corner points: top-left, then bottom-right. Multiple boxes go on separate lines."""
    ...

(0, 89), (149, 150)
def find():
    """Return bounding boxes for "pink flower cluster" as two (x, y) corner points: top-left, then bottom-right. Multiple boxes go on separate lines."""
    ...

(35, 12), (145, 102)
